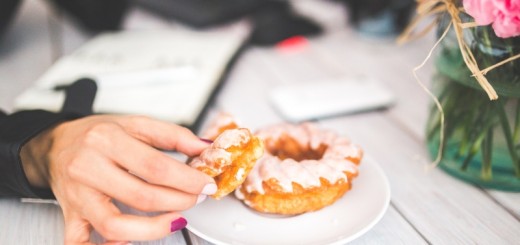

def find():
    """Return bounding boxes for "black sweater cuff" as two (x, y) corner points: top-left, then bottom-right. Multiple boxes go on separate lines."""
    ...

(0, 110), (82, 199)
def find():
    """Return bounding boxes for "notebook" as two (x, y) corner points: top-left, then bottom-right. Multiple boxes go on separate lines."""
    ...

(14, 23), (250, 130)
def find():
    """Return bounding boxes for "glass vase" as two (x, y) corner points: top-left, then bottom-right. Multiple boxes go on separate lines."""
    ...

(426, 13), (520, 191)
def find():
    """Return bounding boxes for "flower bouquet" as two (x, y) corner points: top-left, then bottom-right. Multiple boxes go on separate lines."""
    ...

(400, 0), (520, 191)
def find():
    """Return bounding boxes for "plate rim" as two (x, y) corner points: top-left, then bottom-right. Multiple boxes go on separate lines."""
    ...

(185, 155), (391, 245)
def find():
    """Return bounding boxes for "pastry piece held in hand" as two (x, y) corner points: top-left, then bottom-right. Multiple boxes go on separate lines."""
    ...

(189, 128), (264, 199)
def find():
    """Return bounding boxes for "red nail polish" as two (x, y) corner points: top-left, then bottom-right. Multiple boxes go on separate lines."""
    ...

(200, 138), (213, 144)
(170, 217), (187, 232)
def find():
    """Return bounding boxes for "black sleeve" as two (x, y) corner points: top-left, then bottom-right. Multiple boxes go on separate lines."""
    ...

(0, 78), (96, 199)
(0, 110), (82, 199)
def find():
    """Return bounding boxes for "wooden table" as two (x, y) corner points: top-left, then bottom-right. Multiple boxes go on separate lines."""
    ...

(1, 1), (518, 244)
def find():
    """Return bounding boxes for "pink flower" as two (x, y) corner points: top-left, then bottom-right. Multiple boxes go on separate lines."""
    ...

(463, 0), (520, 38)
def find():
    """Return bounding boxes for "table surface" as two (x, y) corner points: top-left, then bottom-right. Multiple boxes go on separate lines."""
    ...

(1, 1), (519, 244)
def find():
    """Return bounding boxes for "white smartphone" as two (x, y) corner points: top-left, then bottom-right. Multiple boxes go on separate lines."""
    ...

(269, 76), (395, 122)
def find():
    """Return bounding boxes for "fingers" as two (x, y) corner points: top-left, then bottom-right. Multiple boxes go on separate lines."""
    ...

(98, 213), (186, 242)
(96, 127), (215, 195)
(64, 195), (179, 245)
(73, 152), (202, 212)
(85, 199), (187, 242)
(118, 116), (210, 156)
(61, 185), (171, 244)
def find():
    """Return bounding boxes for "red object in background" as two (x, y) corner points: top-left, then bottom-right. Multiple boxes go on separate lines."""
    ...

(275, 35), (308, 53)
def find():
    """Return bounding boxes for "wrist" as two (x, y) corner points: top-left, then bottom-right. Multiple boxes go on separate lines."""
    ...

(20, 125), (56, 189)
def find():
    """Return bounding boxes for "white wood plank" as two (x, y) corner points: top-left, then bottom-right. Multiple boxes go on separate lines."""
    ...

(0, 199), (64, 245)
(487, 190), (520, 219)
(0, 0), (55, 112)
(320, 113), (520, 244)
(186, 231), (212, 245)
(309, 30), (437, 138)
(350, 205), (427, 245)
(254, 47), (338, 86)
(209, 48), (286, 130)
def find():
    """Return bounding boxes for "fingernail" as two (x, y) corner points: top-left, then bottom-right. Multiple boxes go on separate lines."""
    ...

(170, 217), (187, 233)
(200, 138), (213, 144)
(196, 194), (207, 204)
(201, 183), (218, 195)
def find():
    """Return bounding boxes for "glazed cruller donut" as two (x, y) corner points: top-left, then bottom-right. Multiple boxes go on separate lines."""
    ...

(235, 123), (363, 215)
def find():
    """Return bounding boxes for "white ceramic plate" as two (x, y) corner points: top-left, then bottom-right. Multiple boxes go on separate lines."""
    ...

(182, 156), (391, 245)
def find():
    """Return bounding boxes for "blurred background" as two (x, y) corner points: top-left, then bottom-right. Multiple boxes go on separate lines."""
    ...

(0, 0), (422, 131)
(3, 1), (518, 245)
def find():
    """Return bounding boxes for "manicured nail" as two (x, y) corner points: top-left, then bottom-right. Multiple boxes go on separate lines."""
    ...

(196, 194), (207, 204)
(200, 138), (213, 144)
(170, 217), (187, 233)
(201, 183), (218, 195)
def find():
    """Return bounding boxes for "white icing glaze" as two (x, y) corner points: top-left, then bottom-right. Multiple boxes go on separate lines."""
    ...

(214, 128), (250, 149)
(239, 123), (361, 195)
(189, 148), (232, 170)
(189, 128), (250, 171)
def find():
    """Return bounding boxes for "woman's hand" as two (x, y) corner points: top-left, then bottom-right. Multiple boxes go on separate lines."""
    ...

(20, 115), (216, 244)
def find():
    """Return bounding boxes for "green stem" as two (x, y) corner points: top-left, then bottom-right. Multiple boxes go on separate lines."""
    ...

(497, 101), (520, 177)
(459, 112), (495, 171)
(456, 97), (489, 159)
(461, 131), (486, 170)
(457, 111), (476, 158)
(481, 128), (493, 180)
(460, 102), (497, 171)
(481, 27), (493, 54)
(514, 100), (520, 144)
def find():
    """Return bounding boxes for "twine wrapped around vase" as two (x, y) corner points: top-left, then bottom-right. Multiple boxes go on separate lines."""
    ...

(397, 0), (520, 168)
